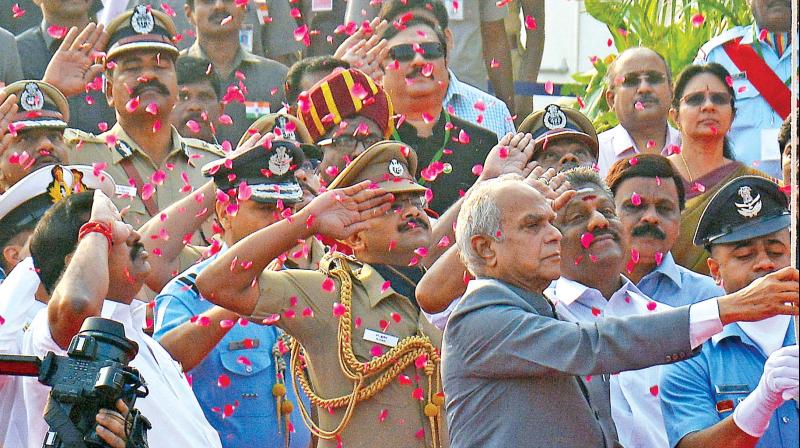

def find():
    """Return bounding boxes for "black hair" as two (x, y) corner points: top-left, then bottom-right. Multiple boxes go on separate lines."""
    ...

(777, 113), (795, 152)
(29, 192), (94, 294)
(176, 56), (221, 99)
(381, 16), (448, 58)
(285, 56), (351, 104)
(563, 166), (614, 198)
(671, 63), (736, 160)
(605, 153), (686, 210)
(379, 0), (449, 30)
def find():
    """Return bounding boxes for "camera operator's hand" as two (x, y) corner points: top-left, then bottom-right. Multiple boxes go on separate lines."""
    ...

(95, 399), (131, 448)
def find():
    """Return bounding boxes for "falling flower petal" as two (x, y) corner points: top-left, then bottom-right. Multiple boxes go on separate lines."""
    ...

(650, 385), (659, 396)
(634, 101), (645, 111)
(186, 120), (201, 133)
(11, 3), (25, 18)
(47, 25), (67, 39)
(630, 248), (640, 263)
(691, 182), (706, 193)
(691, 13), (705, 27)
(655, 251), (664, 266)
(332, 302), (346, 318)
(646, 301), (657, 311)
(125, 96), (140, 113)
(544, 80), (554, 95)
(471, 164), (483, 176)
(217, 374), (231, 388)
(631, 192), (642, 206)
(141, 183), (155, 201)
(380, 281), (391, 293)
(370, 345), (383, 357)
(524, 15), (537, 30)
(580, 232), (594, 249)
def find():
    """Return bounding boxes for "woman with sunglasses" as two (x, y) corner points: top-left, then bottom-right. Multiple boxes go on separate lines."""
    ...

(667, 63), (773, 275)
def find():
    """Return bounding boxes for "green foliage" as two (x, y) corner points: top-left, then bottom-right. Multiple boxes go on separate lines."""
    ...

(564, 0), (752, 132)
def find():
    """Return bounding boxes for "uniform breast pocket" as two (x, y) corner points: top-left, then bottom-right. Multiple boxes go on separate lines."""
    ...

(714, 383), (751, 416)
(218, 343), (277, 417)
(731, 74), (765, 124)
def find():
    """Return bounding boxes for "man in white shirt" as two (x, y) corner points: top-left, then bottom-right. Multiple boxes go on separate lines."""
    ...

(0, 164), (115, 447)
(545, 167), (677, 448)
(22, 189), (222, 447)
(598, 47), (681, 177)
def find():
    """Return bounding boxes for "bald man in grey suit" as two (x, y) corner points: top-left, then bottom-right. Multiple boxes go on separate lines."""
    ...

(434, 175), (798, 448)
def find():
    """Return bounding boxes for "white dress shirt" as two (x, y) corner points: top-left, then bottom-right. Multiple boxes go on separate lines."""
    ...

(22, 300), (222, 448)
(545, 276), (722, 448)
(0, 257), (44, 447)
(597, 124), (682, 177)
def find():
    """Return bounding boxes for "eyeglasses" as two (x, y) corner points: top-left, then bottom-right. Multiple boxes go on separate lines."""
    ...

(388, 193), (427, 213)
(680, 91), (732, 107)
(618, 71), (667, 88)
(317, 134), (383, 155)
(388, 42), (445, 62)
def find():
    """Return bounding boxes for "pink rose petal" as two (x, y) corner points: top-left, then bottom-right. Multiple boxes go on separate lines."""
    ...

(580, 232), (594, 249)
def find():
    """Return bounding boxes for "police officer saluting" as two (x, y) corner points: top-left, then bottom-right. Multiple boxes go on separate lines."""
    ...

(196, 141), (450, 448)
(68, 5), (224, 228)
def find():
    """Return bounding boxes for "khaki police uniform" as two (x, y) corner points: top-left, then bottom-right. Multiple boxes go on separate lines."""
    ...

(246, 141), (448, 448)
(64, 6), (225, 227)
(68, 124), (224, 227)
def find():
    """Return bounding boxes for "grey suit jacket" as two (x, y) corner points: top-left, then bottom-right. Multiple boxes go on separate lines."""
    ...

(442, 278), (697, 448)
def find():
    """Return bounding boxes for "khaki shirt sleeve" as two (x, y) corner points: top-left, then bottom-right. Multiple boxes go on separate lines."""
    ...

(250, 268), (339, 343)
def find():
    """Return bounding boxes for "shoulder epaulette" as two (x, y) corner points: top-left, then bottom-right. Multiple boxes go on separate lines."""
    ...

(64, 128), (103, 144)
(697, 26), (749, 58)
(174, 272), (200, 297)
(183, 137), (226, 157)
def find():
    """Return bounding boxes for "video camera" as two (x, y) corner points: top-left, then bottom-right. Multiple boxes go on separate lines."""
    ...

(0, 317), (151, 448)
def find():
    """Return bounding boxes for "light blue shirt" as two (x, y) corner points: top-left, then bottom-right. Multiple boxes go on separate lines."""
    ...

(636, 252), (724, 307)
(696, 24), (795, 179)
(546, 276), (671, 448)
(154, 250), (312, 448)
(659, 321), (798, 448)
(443, 70), (515, 140)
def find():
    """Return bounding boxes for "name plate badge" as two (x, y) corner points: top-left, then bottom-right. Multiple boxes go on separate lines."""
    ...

(363, 328), (399, 348)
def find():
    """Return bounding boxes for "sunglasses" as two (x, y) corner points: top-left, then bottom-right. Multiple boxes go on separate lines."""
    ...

(388, 42), (445, 62)
(317, 134), (383, 154)
(387, 193), (428, 214)
(680, 91), (732, 107)
(619, 71), (667, 88)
